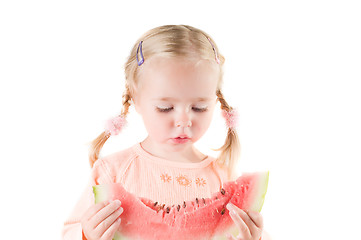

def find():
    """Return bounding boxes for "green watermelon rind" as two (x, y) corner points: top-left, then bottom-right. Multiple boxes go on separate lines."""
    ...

(113, 231), (128, 240)
(250, 171), (269, 212)
(93, 184), (110, 204)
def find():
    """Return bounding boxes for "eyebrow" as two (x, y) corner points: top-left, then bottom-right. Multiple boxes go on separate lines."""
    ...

(153, 97), (214, 102)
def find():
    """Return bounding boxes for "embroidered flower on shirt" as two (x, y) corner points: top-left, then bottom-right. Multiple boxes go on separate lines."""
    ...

(160, 173), (172, 183)
(196, 177), (207, 187)
(176, 175), (192, 187)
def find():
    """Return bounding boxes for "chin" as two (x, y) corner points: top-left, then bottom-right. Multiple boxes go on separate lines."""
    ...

(168, 140), (193, 149)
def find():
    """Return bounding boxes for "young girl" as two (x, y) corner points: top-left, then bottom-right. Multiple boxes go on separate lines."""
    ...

(62, 25), (267, 240)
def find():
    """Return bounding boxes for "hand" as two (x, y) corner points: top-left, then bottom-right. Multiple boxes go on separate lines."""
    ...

(81, 200), (123, 240)
(225, 203), (263, 240)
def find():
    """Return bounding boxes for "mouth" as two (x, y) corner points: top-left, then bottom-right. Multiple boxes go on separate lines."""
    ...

(174, 135), (190, 139)
(172, 135), (190, 144)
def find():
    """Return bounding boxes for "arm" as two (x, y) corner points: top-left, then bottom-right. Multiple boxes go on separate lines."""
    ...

(62, 178), (96, 240)
(62, 158), (116, 240)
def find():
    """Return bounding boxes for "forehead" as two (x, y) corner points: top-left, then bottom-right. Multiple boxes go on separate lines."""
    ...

(137, 57), (220, 101)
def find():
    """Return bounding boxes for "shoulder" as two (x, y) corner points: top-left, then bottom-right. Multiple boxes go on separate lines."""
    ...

(100, 145), (136, 165)
(92, 144), (138, 183)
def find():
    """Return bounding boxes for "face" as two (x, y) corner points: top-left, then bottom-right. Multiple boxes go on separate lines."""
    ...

(133, 56), (220, 155)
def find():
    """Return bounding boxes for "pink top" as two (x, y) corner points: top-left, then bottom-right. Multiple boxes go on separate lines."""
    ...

(62, 143), (229, 240)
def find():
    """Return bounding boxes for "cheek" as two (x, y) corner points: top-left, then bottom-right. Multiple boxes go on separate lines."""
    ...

(142, 112), (171, 136)
(192, 112), (214, 135)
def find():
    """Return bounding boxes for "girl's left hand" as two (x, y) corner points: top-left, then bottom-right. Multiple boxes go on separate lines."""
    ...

(225, 203), (263, 240)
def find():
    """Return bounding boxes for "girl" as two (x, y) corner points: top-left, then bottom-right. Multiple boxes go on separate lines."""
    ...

(62, 25), (267, 240)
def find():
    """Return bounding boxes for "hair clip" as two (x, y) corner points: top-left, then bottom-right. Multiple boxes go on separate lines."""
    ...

(136, 41), (145, 66)
(207, 37), (220, 64)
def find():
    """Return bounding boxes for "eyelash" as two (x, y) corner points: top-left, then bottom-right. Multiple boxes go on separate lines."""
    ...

(156, 107), (208, 113)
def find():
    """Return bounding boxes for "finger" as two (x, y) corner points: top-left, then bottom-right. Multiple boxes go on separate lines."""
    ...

(83, 200), (110, 221)
(246, 210), (264, 229)
(235, 209), (260, 237)
(90, 200), (122, 228)
(95, 207), (123, 234)
(228, 208), (251, 239)
(101, 217), (122, 240)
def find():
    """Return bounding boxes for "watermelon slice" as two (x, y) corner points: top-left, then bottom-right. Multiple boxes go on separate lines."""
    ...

(93, 172), (269, 240)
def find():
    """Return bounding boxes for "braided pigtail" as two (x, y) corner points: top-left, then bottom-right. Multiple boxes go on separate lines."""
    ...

(88, 85), (132, 167)
(215, 89), (241, 179)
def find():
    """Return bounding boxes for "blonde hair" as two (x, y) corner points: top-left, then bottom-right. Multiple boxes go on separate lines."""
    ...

(89, 25), (240, 178)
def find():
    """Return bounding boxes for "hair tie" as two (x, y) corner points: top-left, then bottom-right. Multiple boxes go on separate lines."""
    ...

(105, 115), (127, 136)
(222, 109), (238, 129)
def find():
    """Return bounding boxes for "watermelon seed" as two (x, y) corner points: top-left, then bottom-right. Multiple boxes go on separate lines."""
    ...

(196, 198), (199, 204)
(161, 204), (165, 209)
(166, 207), (170, 214)
(221, 188), (226, 195)
(177, 205), (181, 211)
(202, 198), (206, 205)
(154, 201), (158, 207)
(183, 201), (186, 208)
(221, 208), (226, 215)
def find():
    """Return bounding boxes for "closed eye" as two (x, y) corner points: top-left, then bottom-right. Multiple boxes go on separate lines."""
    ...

(192, 107), (208, 112)
(156, 107), (208, 113)
(157, 107), (173, 112)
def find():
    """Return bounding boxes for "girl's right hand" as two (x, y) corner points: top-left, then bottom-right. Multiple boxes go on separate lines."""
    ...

(81, 200), (123, 240)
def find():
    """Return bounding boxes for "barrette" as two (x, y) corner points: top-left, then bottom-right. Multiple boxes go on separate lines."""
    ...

(207, 37), (220, 64)
(136, 41), (145, 66)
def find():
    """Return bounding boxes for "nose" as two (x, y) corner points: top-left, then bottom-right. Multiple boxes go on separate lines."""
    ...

(176, 120), (192, 128)
(175, 110), (192, 128)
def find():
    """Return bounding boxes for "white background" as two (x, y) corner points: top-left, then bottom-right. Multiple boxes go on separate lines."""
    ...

(1, 0), (360, 239)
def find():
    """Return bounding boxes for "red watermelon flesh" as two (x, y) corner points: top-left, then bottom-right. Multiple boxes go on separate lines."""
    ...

(93, 172), (269, 240)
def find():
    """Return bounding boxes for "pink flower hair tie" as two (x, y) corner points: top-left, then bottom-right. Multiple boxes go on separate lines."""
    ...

(222, 109), (239, 129)
(105, 115), (127, 136)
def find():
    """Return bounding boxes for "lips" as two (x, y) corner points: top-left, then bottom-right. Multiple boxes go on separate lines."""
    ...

(175, 135), (190, 139)
(172, 135), (190, 144)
